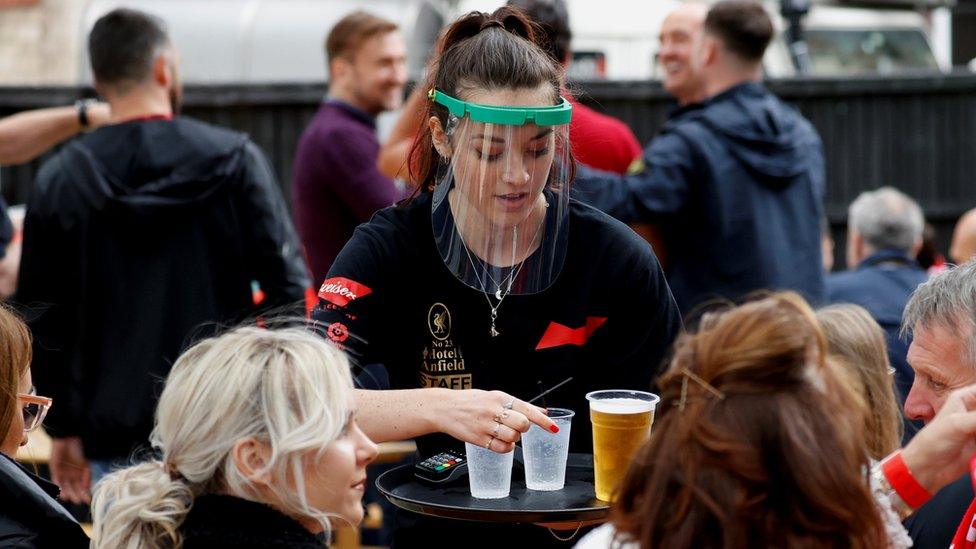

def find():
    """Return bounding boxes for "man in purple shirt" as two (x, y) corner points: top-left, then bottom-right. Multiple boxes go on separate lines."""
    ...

(292, 11), (408, 284)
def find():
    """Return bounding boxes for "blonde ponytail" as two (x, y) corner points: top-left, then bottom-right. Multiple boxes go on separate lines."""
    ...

(91, 460), (193, 548)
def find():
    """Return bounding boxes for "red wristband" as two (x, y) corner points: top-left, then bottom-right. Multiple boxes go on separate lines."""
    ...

(881, 450), (933, 509)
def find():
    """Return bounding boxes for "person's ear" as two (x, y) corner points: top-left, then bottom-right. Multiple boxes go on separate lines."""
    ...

(153, 52), (173, 88)
(847, 231), (865, 267)
(909, 236), (924, 260)
(429, 116), (452, 158)
(331, 57), (352, 85)
(703, 37), (719, 67)
(231, 438), (273, 486)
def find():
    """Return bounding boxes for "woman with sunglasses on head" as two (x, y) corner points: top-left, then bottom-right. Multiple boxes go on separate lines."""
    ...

(312, 7), (681, 546)
(0, 304), (88, 548)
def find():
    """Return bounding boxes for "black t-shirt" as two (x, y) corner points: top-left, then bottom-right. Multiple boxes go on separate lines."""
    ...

(904, 474), (974, 549)
(313, 193), (681, 547)
(0, 191), (12, 259)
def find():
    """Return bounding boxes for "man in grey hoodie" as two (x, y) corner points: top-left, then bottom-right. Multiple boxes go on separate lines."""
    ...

(574, 0), (825, 313)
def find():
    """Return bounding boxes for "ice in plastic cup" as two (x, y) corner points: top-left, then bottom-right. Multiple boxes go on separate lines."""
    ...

(464, 442), (515, 499)
(586, 390), (660, 501)
(521, 408), (574, 491)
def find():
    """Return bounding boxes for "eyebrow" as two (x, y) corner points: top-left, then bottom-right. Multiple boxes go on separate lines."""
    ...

(906, 357), (939, 381)
(473, 128), (553, 144)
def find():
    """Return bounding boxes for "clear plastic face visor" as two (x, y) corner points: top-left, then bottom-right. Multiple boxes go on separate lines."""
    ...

(429, 88), (573, 297)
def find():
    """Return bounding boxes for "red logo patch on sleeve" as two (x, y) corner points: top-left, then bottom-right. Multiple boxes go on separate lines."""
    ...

(326, 322), (350, 343)
(318, 277), (372, 307)
(535, 317), (608, 351)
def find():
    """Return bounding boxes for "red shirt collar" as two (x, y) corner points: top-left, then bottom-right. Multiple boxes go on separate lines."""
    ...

(118, 113), (173, 124)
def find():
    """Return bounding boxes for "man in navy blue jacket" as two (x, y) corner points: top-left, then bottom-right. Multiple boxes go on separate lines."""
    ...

(574, 0), (825, 314)
(827, 186), (928, 440)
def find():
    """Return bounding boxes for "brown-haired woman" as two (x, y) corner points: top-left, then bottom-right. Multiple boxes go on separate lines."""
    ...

(578, 292), (889, 548)
(0, 304), (88, 547)
(312, 6), (681, 546)
(817, 304), (903, 460)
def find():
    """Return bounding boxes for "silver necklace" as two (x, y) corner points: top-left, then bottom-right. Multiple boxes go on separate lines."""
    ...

(460, 219), (544, 337)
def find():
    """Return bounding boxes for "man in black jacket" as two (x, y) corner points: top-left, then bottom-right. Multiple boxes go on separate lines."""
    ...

(16, 8), (310, 504)
(574, 0), (825, 314)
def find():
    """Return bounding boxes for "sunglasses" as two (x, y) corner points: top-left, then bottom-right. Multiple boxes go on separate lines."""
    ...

(18, 393), (52, 433)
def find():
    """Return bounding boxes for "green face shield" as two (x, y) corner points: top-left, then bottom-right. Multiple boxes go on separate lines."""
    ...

(428, 87), (574, 329)
(429, 89), (573, 126)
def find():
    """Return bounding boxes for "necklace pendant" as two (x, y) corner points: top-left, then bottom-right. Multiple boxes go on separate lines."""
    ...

(490, 325), (500, 337)
(494, 288), (503, 300)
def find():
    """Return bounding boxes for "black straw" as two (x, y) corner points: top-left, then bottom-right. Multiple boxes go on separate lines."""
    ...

(527, 376), (573, 406)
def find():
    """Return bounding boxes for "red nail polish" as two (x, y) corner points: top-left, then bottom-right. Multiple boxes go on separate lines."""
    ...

(549, 424), (560, 434)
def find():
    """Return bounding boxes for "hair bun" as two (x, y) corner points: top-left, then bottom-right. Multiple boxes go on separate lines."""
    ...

(439, 8), (539, 55)
(497, 10), (537, 42)
(479, 19), (505, 32)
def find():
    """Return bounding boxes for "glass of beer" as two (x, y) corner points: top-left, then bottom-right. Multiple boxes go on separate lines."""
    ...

(586, 390), (660, 501)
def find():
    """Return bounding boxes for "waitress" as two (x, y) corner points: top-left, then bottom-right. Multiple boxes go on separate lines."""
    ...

(312, 7), (681, 546)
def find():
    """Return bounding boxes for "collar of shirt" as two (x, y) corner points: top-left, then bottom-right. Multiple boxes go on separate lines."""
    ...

(666, 100), (705, 121)
(858, 249), (921, 271)
(704, 80), (765, 106)
(324, 98), (376, 129)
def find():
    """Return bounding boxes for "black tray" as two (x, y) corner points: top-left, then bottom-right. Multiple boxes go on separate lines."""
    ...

(375, 452), (608, 523)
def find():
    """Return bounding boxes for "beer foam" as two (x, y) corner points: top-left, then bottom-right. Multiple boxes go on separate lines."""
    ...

(589, 397), (656, 414)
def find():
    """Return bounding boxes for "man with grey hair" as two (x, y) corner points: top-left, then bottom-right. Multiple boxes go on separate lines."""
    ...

(899, 259), (976, 549)
(827, 187), (928, 434)
(845, 186), (925, 265)
(901, 259), (976, 422)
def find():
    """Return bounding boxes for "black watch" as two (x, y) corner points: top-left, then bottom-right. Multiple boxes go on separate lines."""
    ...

(75, 99), (91, 129)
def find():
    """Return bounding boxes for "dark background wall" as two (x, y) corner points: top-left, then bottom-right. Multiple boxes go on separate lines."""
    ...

(954, 0), (976, 66)
(2, 74), (975, 269)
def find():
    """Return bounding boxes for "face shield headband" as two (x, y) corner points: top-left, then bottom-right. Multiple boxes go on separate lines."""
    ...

(428, 88), (573, 126)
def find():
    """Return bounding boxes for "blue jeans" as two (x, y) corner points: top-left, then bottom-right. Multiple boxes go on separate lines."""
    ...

(89, 458), (127, 487)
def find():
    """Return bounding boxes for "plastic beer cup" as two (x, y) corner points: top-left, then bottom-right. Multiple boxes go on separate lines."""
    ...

(521, 408), (574, 491)
(464, 442), (514, 499)
(586, 390), (660, 501)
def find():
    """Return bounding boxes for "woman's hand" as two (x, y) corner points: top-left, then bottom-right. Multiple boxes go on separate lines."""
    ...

(434, 389), (557, 453)
(902, 383), (976, 494)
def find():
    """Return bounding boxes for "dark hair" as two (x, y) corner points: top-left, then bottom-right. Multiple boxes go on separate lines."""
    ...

(506, 0), (572, 64)
(88, 8), (170, 90)
(704, 0), (773, 63)
(917, 222), (941, 270)
(325, 11), (398, 67)
(408, 7), (572, 191)
(611, 293), (887, 548)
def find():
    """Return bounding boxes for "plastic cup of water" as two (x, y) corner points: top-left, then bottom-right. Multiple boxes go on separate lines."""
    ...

(521, 408), (574, 491)
(464, 442), (514, 499)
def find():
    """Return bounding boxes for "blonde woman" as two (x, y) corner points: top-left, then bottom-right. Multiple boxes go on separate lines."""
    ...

(817, 303), (912, 547)
(91, 327), (377, 548)
(817, 304), (903, 460)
